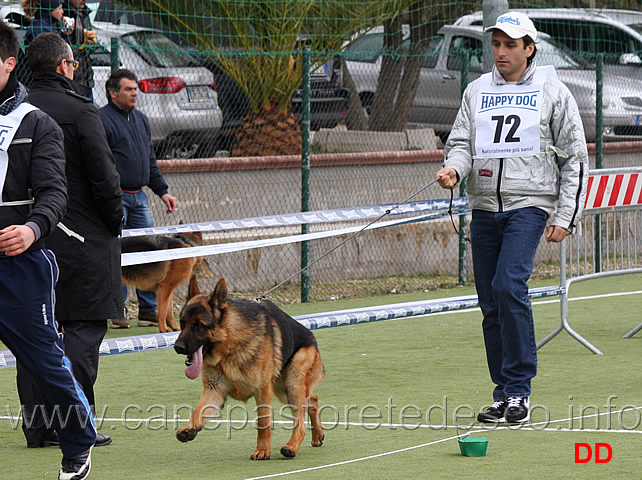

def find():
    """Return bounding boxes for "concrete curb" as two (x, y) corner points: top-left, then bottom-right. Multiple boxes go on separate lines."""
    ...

(312, 127), (442, 153)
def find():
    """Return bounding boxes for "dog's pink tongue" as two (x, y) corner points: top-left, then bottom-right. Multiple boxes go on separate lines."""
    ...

(185, 346), (203, 379)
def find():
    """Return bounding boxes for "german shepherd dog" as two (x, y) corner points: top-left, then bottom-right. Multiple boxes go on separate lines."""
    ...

(174, 276), (325, 460)
(120, 229), (208, 333)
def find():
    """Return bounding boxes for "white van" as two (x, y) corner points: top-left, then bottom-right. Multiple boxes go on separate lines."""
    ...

(455, 8), (642, 66)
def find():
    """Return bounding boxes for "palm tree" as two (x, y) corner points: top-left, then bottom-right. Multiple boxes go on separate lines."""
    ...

(113, 0), (421, 156)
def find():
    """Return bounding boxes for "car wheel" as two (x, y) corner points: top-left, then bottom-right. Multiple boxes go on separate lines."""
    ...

(156, 141), (200, 160)
(173, 143), (200, 159)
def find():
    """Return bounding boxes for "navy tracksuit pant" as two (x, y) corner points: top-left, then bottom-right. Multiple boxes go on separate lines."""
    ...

(0, 249), (95, 457)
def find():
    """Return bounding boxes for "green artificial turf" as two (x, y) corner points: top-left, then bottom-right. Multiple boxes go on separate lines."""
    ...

(1, 275), (640, 479)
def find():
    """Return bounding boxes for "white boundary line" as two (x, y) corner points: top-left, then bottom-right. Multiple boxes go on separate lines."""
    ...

(2, 407), (639, 432)
(2, 406), (640, 429)
(243, 433), (467, 480)
(410, 289), (642, 319)
(532, 289), (642, 304)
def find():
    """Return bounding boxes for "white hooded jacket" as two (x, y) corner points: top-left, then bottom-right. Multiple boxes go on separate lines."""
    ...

(444, 61), (589, 232)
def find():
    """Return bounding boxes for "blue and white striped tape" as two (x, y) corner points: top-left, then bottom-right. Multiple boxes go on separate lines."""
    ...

(2, 198), (478, 367)
(120, 198), (469, 238)
(122, 204), (470, 266)
(0, 286), (563, 368)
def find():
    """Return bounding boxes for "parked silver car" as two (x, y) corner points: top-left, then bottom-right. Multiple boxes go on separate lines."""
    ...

(454, 9), (642, 67)
(90, 21), (223, 159)
(345, 25), (642, 142)
(2, 5), (223, 159)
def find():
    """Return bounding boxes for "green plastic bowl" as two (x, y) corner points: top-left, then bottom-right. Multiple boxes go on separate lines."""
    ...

(458, 436), (489, 457)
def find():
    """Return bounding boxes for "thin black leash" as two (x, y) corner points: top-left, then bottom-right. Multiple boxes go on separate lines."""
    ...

(256, 177), (442, 301)
(448, 188), (471, 243)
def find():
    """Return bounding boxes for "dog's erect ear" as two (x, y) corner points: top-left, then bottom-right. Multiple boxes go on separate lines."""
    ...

(210, 278), (228, 311)
(187, 274), (201, 299)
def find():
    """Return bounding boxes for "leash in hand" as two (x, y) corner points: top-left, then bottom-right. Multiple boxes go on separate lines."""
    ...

(448, 187), (471, 243)
(257, 177), (443, 300)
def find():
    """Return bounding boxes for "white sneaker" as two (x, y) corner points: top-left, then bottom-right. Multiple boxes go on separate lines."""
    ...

(59, 445), (92, 480)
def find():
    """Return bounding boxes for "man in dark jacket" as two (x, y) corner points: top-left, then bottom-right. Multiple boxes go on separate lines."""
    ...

(17, 31), (123, 449)
(24, 0), (65, 45)
(0, 21), (95, 480)
(99, 68), (177, 328)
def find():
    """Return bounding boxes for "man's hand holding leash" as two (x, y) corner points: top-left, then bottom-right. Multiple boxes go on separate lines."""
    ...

(436, 168), (458, 189)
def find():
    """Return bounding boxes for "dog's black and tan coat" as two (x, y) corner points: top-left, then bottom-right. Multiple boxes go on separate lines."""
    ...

(174, 276), (325, 460)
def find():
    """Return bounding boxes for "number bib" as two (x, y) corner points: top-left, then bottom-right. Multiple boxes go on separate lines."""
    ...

(0, 103), (38, 201)
(474, 66), (556, 157)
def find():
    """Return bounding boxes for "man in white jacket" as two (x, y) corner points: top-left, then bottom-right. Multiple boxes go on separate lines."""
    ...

(437, 12), (588, 424)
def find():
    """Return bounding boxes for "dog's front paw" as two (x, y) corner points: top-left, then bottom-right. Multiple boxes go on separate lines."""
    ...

(280, 446), (296, 458)
(250, 449), (271, 460)
(176, 427), (198, 442)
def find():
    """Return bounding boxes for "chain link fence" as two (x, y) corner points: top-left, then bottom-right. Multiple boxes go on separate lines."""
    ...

(8, 0), (642, 303)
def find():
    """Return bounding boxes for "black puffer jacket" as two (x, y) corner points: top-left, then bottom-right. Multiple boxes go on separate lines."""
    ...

(28, 72), (124, 321)
(0, 82), (67, 253)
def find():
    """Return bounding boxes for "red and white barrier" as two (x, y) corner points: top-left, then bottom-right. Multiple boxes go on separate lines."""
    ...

(585, 170), (642, 210)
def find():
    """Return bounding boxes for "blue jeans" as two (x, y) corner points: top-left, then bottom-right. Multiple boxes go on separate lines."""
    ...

(470, 207), (548, 401)
(122, 190), (157, 313)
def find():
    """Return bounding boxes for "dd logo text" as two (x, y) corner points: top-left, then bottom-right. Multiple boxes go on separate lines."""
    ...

(575, 443), (613, 463)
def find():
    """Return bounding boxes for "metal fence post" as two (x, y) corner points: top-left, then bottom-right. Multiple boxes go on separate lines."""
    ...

(110, 37), (119, 72)
(458, 52), (470, 285)
(595, 53), (603, 272)
(301, 46), (311, 302)
(482, 0), (508, 71)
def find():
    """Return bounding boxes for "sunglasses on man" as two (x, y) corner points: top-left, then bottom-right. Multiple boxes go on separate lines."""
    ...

(57, 58), (79, 71)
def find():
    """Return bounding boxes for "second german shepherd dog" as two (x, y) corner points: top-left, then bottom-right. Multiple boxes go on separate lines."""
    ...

(121, 230), (207, 332)
(174, 276), (326, 460)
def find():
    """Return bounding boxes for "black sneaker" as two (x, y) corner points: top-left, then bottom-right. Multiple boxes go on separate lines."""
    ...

(27, 430), (59, 448)
(59, 446), (92, 480)
(504, 396), (530, 423)
(477, 400), (506, 423)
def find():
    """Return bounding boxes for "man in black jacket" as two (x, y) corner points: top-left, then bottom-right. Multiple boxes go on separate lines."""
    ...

(16, 31), (123, 449)
(0, 22), (95, 480)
